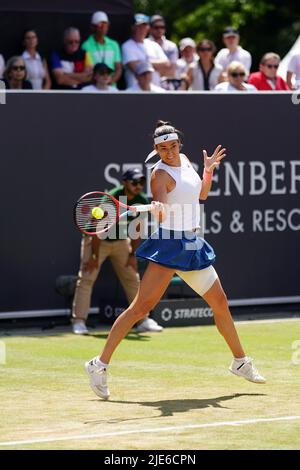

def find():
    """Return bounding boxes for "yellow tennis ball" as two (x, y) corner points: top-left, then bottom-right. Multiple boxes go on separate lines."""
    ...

(92, 206), (104, 219)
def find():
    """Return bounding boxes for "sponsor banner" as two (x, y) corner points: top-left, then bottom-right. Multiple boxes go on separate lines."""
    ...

(100, 303), (126, 322)
(99, 298), (214, 327)
(0, 93), (299, 313)
(151, 299), (214, 327)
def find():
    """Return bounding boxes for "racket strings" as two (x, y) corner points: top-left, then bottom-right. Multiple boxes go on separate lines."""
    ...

(75, 195), (118, 234)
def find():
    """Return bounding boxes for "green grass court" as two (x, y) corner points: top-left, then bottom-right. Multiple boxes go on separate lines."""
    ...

(1, 319), (300, 450)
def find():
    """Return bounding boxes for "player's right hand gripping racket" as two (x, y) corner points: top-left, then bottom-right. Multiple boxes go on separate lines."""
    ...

(74, 191), (153, 236)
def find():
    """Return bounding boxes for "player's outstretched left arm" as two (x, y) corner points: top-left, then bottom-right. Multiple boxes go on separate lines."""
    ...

(200, 145), (226, 200)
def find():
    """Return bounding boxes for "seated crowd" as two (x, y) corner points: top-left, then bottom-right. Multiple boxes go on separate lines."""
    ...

(0, 11), (299, 92)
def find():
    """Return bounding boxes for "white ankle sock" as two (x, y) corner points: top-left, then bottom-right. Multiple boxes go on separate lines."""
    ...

(95, 358), (108, 369)
(234, 356), (247, 362)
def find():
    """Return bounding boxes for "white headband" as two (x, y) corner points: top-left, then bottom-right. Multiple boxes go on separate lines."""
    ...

(154, 133), (178, 145)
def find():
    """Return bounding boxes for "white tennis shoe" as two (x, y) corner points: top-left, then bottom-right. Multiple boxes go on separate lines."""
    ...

(85, 357), (110, 399)
(136, 317), (163, 332)
(72, 320), (89, 335)
(229, 357), (266, 383)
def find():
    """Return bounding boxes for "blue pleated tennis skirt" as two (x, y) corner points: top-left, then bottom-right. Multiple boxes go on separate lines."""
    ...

(136, 227), (216, 271)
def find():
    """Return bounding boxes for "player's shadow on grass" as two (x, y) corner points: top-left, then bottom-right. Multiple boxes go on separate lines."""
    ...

(111, 393), (267, 417)
(86, 393), (266, 424)
(91, 332), (151, 342)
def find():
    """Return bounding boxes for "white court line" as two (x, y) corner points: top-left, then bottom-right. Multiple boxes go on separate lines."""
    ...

(236, 317), (300, 325)
(1, 415), (300, 447)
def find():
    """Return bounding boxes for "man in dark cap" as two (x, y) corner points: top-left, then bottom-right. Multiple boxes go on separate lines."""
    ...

(81, 63), (119, 92)
(72, 168), (163, 334)
(215, 27), (252, 74)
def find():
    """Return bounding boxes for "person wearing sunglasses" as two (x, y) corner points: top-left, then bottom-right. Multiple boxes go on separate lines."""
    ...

(149, 15), (178, 67)
(72, 168), (163, 335)
(215, 27), (252, 76)
(21, 29), (51, 90)
(122, 13), (171, 89)
(248, 53), (289, 91)
(50, 27), (93, 90)
(215, 61), (256, 91)
(3, 56), (32, 89)
(184, 39), (223, 90)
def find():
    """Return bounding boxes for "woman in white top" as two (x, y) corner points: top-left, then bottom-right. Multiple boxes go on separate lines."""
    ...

(22, 29), (51, 90)
(215, 61), (256, 91)
(175, 37), (197, 79)
(85, 120), (265, 399)
(185, 40), (223, 90)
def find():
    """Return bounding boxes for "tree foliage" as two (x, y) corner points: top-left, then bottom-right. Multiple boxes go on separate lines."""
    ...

(134, 0), (300, 68)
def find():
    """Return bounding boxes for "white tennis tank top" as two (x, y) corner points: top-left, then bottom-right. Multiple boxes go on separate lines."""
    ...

(154, 154), (202, 231)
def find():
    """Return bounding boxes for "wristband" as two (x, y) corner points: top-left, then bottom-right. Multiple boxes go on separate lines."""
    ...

(203, 168), (213, 183)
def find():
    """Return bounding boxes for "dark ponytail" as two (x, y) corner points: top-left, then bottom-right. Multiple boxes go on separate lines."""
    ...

(153, 120), (183, 142)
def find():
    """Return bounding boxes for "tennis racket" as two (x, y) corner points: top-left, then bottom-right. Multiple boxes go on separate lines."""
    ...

(74, 191), (153, 236)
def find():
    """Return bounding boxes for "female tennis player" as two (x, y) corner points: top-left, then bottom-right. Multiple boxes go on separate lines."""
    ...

(86, 121), (265, 399)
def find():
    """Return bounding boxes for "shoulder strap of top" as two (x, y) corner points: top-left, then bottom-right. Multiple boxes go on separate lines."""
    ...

(154, 160), (169, 171)
(180, 153), (191, 167)
(154, 154), (190, 171)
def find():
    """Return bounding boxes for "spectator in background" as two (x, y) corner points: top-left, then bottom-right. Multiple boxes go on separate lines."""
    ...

(81, 11), (122, 87)
(176, 38), (197, 78)
(72, 168), (163, 334)
(215, 61), (256, 91)
(122, 13), (171, 88)
(0, 54), (5, 78)
(22, 29), (51, 90)
(149, 15), (178, 67)
(215, 27), (252, 75)
(184, 39), (223, 90)
(50, 27), (92, 90)
(126, 61), (166, 92)
(286, 53), (300, 90)
(81, 63), (119, 92)
(3, 56), (32, 89)
(248, 53), (289, 91)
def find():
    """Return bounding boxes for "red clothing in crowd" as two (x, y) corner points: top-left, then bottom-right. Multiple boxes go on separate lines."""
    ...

(248, 71), (289, 90)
